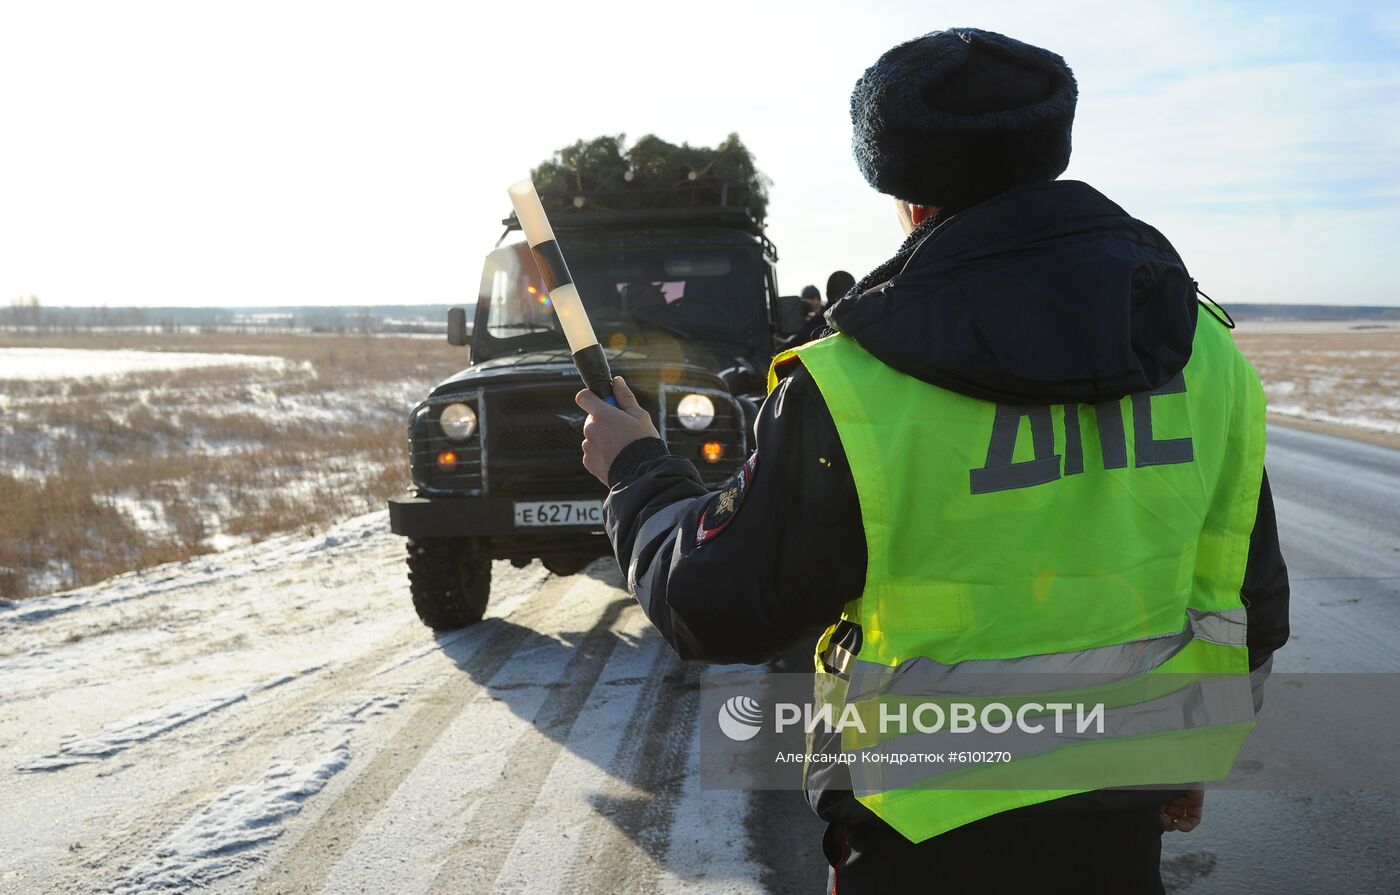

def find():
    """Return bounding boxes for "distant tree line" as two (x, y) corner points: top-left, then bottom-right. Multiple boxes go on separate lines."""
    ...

(2, 296), (166, 330)
(1, 297), (463, 334)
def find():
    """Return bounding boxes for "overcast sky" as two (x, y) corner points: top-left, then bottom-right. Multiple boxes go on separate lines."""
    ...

(2, 0), (1397, 308)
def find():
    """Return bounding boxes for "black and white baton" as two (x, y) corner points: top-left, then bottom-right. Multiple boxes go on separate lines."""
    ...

(507, 179), (616, 405)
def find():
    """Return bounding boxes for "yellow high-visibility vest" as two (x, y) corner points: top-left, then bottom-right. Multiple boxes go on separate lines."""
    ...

(769, 316), (1266, 843)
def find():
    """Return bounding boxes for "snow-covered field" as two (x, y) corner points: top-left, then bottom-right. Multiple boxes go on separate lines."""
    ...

(1, 323), (1394, 602)
(0, 332), (466, 600)
(1267, 386), (1400, 435)
(1235, 322), (1400, 442)
(0, 511), (808, 894)
(0, 348), (288, 381)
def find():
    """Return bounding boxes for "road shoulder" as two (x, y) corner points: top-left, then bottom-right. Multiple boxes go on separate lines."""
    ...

(1267, 414), (1400, 452)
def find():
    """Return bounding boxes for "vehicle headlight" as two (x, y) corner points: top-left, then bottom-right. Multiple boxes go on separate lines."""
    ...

(439, 402), (478, 440)
(677, 394), (715, 431)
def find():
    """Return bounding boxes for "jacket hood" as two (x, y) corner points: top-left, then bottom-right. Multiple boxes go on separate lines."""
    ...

(827, 180), (1198, 405)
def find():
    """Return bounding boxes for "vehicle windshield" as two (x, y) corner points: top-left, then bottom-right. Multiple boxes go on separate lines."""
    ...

(478, 242), (762, 351)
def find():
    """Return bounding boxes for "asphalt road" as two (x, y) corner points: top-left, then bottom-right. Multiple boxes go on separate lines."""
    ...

(1157, 424), (1400, 893)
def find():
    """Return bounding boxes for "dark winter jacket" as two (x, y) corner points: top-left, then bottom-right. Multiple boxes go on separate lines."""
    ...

(600, 181), (1291, 866)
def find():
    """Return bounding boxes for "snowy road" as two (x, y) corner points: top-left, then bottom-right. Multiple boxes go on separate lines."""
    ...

(0, 512), (821, 894)
(1158, 425), (1400, 894)
(2, 423), (1397, 894)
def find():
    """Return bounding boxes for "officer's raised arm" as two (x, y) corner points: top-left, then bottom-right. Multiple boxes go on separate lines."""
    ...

(577, 365), (864, 664)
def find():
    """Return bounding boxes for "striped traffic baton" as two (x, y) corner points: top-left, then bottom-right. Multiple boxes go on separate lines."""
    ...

(506, 179), (616, 405)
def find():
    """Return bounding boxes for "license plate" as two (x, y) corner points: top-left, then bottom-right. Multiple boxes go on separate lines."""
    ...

(513, 500), (604, 527)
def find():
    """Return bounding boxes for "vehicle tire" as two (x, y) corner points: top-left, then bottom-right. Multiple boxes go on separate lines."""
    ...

(406, 537), (492, 631)
(542, 555), (591, 577)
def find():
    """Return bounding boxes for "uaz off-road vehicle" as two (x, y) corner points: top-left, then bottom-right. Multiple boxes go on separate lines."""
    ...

(389, 186), (815, 630)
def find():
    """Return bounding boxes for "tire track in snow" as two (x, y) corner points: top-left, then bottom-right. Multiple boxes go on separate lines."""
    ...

(252, 572), (582, 895)
(16, 690), (251, 772)
(424, 593), (636, 893)
(487, 621), (670, 893)
(47, 568), (554, 895)
(113, 739), (356, 893)
(563, 656), (703, 894)
(45, 622), (419, 895)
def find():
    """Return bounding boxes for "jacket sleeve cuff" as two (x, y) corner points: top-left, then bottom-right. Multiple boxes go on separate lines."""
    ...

(608, 437), (671, 487)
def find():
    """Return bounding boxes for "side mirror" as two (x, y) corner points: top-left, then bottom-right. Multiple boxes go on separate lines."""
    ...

(447, 307), (469, 346)
(775, 295), (806, 336)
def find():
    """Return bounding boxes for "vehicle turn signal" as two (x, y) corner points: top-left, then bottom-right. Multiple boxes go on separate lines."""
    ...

(437, 450), (459, 471)
(700, 441), (724, 464)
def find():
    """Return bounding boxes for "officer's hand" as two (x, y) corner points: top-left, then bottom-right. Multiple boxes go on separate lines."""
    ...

(576, 377), (661, 486)
(1160, 786), (1204, 832)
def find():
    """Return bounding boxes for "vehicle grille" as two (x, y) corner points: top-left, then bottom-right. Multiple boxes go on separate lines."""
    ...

(486, 383), (601, 497)
(493, 423), (581, 455)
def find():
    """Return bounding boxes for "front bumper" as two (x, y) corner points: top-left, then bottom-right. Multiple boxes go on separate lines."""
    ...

(388, 494), (604, 539)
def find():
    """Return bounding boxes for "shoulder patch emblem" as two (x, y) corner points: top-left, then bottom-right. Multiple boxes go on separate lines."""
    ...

(695, 452), (758, 546)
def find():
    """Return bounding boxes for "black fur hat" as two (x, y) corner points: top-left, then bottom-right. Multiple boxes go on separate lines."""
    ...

(851, 28), (1078, 210)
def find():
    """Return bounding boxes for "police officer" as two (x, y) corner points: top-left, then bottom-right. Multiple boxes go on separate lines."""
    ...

(575, 27), (1289, 894)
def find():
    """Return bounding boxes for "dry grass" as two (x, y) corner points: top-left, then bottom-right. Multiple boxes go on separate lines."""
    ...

(0, 330), (468, 599)
(3, 324), (1393, 600)
(1234, 324), (1400, 447)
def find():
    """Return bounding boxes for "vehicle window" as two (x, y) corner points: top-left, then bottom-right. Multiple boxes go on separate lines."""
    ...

(481, 243), (559, 339)
(478, 244), (760, 346)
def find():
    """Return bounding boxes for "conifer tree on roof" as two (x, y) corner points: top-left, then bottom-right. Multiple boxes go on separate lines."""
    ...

(530, 133), (770, 222)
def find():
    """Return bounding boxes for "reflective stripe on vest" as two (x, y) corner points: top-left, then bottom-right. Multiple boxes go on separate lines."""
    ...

(843, 606), (1247, 701)
(771, 317), (1267, 843)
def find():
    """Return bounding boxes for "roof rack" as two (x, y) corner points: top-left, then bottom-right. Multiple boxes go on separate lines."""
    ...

(503, 204), (763, 232)
(498, 181), (777, 258)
